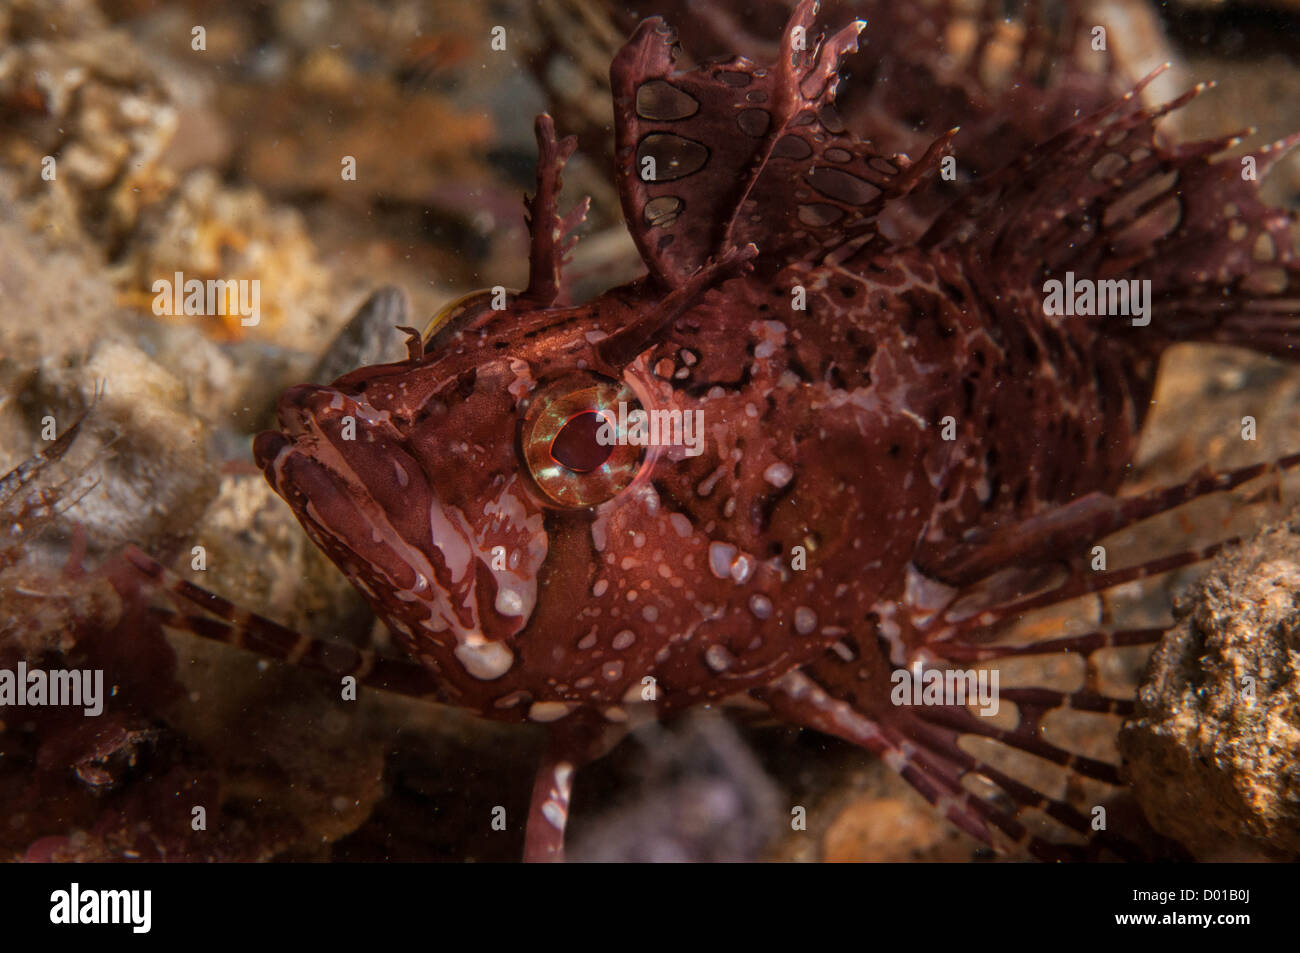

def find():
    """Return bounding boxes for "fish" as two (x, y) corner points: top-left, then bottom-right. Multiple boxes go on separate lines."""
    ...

(128, 0), (1300, 861)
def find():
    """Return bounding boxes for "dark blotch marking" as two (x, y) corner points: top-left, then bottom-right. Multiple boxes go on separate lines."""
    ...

(738, 108), (772, 137)
(637, 133), (710, 182)
(636, 80), (700, 121)
(457, 368), (478, 399)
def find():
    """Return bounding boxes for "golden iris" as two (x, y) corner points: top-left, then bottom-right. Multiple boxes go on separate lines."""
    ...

(519, 373), (646, 507)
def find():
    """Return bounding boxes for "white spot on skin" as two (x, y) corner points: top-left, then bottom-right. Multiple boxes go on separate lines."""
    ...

(904, 563), (959, 612)
(529, 701), (575, 722)
(602, 660), (625, 681)
(752, 320), (788, 361)
(641, 605), (659, 623)
(591, 511), (610, 552)
(696, 466), (727, 497)
(704, 644), (734, 672)
(495, 587), (524, 616)
(670, 512), (693, 538)
(730, 553), (754, 584)
(425, 500), (473, 586)
(604, 706), (629, 722)
(454, 639), (514, 680)
(795, 606), (817, 635)
(612, 630), (636, 650)
(749, 594), (773, 619)
(554, 762), (573, 798)
(763, 462), (793, 488)
(507, 358), (535, 399)
(542, 800), (566, 828)
(468, 477), (547, 633)
(578, 629), (598, 651)
(635, 483), (661, 516)
(592, 579), (609, 598)
(709, 542), (738, 579)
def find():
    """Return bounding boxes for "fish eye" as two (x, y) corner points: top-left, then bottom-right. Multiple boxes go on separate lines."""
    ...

(423, 287), (520, 349)
(519, 373), (646, 507)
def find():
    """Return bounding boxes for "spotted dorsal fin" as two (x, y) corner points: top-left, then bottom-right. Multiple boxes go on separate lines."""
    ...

(612, 0), (953, 285)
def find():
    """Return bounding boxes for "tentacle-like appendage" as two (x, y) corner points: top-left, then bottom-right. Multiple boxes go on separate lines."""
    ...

(0, 397), (106, 571)
(593, 243), (757, 370)
(0, 393), (97, 509)
(936, 627), (1166, 663)
(913, 700), (1124, 787)
(942, 539), (1231, 641)
(758, 447), (1300, 860)
(523, 750), (576, 863)
(755, 669), (1172, 861)
(122, 546), (438, 699)
(523, 114), (590, 309)
(924, 451), (1300, 584)
(1, 428), (77, 509)
(923, 62), (1300, 359)
(879, 717), (1161, 861)
(521, 716), (611, 863)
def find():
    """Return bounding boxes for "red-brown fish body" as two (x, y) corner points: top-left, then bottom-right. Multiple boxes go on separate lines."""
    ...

(246, 0), (1300, 860)
(253, 230), (1157, 722)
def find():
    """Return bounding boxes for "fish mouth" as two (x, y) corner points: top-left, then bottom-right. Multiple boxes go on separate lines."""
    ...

(248, 382), (379, 499)
(252, 383), (331, 475)
(251, 383), (448, 606)
(251, 384), (334, 502)
(251, 427), (292, 476)
(250, 384), (525, 651)
(261, 383), (344, 443)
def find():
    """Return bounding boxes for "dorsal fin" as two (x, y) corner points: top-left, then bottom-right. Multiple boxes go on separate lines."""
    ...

(920, 65), (1300, 357)
(611, 0), (953, 285)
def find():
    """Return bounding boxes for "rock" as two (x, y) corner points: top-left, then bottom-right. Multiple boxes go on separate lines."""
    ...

(1119, 517), (1300, 860)
(182, 471), (372, 642)
(24, 338), (218, 558)
(0, 17), (180, 245)
(309, 286), (412, 386)
(819, 764), (986, 862)
(127, 169), (337, 348)
(568, 713), (782, 862)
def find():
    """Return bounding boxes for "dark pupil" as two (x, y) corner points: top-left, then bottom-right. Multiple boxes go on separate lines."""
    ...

(550, 411), (612, 473)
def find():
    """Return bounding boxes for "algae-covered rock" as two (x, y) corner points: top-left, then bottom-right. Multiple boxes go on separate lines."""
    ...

(1120, 518), (1300, 860)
